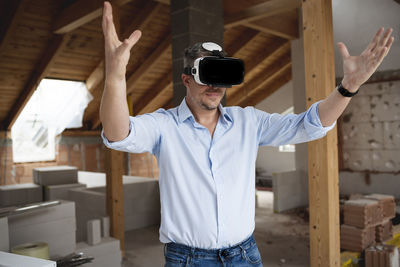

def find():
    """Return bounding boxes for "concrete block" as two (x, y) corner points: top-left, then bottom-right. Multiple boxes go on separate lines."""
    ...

(87, 219), (101, 245)
(273, 170), (308, 212)
(370, 93), (400, 122)
(0, 183), (42, 208)
(101, 217), (110, 238)
(33, 166), (78, 186)
(124, 210), (161, 231)
(0, 217), (9, 252)
(76, 237), (121, 258)
(0, 251), (56, 267)
(339, 171), (400, 199)
(383, 121), (400, 149)
(372, 150), (400, 172)
(9, 217), (76, 246)
(342, 95), (371, 123)
(78, 252), (122, 267)
(342, 149), (372, 171)
(44, 183), (86, 201)
(7, 201), (75, 228)
(358, 82), (391, 96)
(342, 122), (384, 149)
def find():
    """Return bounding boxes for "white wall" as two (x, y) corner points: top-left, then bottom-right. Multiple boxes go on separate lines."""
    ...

(255, 81), (296, 176)
(333, 0), (400, 77)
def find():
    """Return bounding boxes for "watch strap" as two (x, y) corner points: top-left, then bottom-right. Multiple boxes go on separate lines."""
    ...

(337, 83), (359, 97)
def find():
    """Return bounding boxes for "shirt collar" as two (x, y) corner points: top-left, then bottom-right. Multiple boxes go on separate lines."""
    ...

(178, 98), (233, 124)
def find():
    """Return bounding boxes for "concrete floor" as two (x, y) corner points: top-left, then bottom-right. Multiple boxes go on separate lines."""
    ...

(122, 191), (310, 267)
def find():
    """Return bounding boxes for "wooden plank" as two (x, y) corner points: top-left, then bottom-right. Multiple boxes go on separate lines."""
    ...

(224, 0), (301, 29)
(126, 36), (171, 95)
(244, 9), (299, 40)
(227, 40), (289, 105)
(228, 52), (291, 106)
(86, 1), (160, 93)
(302, 0), (340, 266)
(0, 0), (23, 54)
(134, 72), (172, 115)
(2, 34), (69, 130)
(53, 0), (133, 34)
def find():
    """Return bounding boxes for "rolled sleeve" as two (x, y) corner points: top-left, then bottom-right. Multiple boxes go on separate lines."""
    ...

(101, 113), (162, 154)
(304, 100), (336, 139)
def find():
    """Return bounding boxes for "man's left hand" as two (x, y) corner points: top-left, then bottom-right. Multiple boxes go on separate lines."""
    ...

(338, 27), (394, 92)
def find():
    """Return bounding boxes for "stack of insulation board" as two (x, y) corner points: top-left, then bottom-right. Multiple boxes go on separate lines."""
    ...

(0, 183), (42, 208)
(75, 237), (122, 267)
(365, 244), (399, 267)
(7, 200), (76, 259)
(33, 166), (86, 201)
(69, 175), (160, 242)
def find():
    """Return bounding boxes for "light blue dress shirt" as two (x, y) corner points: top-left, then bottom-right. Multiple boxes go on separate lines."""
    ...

(102, 98), (335, 249)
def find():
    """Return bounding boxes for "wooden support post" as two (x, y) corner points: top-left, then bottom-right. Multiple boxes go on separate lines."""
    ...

(105, 2), (125, 256)
(302, 0), (340, 266)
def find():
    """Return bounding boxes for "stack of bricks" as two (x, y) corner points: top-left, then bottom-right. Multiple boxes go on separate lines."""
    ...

(340, 194), (396, 252)
(365, 244), (399, 267)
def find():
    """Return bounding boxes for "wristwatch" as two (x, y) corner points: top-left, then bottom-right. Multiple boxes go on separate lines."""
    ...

(337, 83), (359, 97)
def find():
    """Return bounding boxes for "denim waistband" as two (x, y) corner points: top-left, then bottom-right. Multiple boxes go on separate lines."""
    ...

(164, 234), (256, 259)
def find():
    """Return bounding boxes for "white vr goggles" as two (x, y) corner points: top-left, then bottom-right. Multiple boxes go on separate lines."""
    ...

(183, 42), (244, 88)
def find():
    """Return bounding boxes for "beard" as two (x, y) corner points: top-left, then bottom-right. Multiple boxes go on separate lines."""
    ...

(200, 88), (224, 110)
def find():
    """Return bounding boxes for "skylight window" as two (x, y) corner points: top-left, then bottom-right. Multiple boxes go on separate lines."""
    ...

(11, 79), (93, 163)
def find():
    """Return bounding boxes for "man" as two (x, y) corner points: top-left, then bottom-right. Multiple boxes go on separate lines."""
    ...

(100, 2), (394, 266)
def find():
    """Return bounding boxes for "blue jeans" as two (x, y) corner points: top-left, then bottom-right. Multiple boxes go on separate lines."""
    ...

(164, 234), (263, 267)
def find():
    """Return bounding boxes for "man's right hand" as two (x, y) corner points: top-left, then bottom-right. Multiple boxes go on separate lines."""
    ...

(102, 1), (142, 81)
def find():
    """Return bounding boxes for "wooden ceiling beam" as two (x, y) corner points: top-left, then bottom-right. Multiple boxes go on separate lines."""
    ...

(134, 72), (173, 115)
(238, 63), (292, 107)
(2, 34), (70, 130)
(225, 28), (259, 56)
(53, 0), (133, 34)
(244, 9), (299, 40)
(0, 0), (24, 56)
(86, 1), (160, 92)
(224, 0), (301, 29)
(226, 39), (289, 104)
(126, 36), (171, 94)
(228, 51), (291, 106)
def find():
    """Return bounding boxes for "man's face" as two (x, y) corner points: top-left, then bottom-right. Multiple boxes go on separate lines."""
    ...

(182, 74), (226, 111)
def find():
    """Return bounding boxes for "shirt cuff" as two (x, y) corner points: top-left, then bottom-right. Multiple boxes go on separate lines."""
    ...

(101, 119), (134, 150)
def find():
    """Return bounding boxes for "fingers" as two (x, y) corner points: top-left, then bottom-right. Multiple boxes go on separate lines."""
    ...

(102, 1), (120, 45)
(337, 42), (350, 59)
(378, 28), (393, 49)
(123, 30), (142, 51)
(365, 27), (385, 53)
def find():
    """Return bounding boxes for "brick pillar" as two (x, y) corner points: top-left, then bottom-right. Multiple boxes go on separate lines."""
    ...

(170, 0), (224, 106)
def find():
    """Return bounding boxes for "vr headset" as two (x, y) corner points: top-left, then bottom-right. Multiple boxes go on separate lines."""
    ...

(183, 42), (244, 88)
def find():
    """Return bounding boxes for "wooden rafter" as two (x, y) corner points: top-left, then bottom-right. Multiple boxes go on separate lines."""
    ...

(244, 9), (299, 40)
(86, 1), (160, 93)
(0, 0), (24, 56)
(224, 0), (301, 29)
(53, 0), (133, 34)
(126, 36), (171, 95)
(3, 34), (70, 130)
(238, 63), (292, 107)
(228, 51), (291, 106)
(134, 72), (173, 115)
(227, 40), (289, 105)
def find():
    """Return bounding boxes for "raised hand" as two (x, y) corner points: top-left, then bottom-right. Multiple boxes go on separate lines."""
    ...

(102, 1), (142, 81)
(338, 28), (394, 92)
